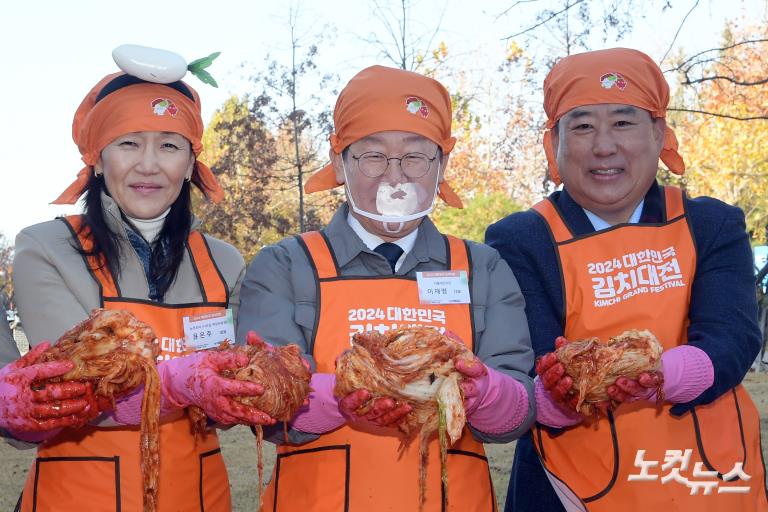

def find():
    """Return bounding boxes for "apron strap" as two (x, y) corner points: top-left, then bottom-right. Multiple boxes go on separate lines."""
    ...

(445, 235), (471, 276)
(300, 232), (471, 279)
(298, 231), (338, 279)
(532, 198), (574, 243)
(663, 186), (685, 220)
(186, 232), (229, 305)
(445, 235), (475, 351)
(61, 217), (228, 305)
(61, 215), (121, 299)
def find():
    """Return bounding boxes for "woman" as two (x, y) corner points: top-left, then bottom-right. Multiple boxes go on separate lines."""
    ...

(12, 53), (273, 511)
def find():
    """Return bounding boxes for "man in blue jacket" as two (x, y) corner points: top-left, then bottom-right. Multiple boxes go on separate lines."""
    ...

(487, 48), (766, 511)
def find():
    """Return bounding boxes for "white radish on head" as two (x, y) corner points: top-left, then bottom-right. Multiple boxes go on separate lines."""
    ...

(112, 44), (188, 84)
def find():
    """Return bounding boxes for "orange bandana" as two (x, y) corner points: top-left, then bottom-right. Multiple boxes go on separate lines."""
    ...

(53, 72), (223, 204)
(304, 65), (462, 208)
(542, 48), (685, 184)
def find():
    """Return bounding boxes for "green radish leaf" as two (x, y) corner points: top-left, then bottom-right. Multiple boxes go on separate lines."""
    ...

(189, 68), (219, 88)
(188, 52), (221, 72)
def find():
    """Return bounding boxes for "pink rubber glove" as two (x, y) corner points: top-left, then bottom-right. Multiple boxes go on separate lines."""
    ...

(534, 377), (583, 428)
(290, 373), (346, 434)
(161, 351), (276, 426)
(111, 381), (184, 426)
(607, 345), (714, 404)
(0, 342), (92, 434)
(111, 351), (265, 426)
(537, 336), (612, 415)
(114, 332), (293, 427)
(339, 389), (412, 428)
(455, 356), (530, 435)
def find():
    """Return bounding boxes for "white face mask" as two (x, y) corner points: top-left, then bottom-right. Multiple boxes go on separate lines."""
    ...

(342, 157), (440, 226)
(376, 182), (420, 216)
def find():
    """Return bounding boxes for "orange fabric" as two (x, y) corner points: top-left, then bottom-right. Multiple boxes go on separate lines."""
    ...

(542, 48), (686, 184)
(260, 231), (495, 511)
(304, 65), (463, 208)
(303, 164), (342, 195)
(530, 188), (766, 510)
(19, 216), (233, 511)
(64, 218), (120, 297)
(21, 414), (228, 512)
(186, 231), (229, 305)
(53, 72), (223, 204)
(437, 181), (464, 209)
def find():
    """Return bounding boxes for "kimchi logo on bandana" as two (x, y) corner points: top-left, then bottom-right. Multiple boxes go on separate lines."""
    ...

(151, 98), (179, 117)
(599, 72), (628, 90)
(405, 96), (429, 118)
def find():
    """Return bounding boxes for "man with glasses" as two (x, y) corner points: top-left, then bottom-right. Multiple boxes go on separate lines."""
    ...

(237, 65), (535, 510)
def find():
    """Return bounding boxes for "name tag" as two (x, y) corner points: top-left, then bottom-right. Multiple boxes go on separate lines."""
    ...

(416, 271), (470, 304)
(183, 309), (235, 350)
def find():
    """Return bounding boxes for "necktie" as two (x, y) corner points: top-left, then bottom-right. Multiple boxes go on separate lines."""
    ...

(374, 242), (404, 273)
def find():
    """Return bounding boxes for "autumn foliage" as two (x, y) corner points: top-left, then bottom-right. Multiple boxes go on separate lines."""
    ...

(671, 23), (768, 241)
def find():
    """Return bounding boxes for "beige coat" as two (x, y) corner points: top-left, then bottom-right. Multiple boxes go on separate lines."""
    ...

(13, 193), (245, 345)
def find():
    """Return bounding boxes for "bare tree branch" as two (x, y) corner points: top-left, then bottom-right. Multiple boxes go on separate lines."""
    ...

(370, 0), (408, 68)
(364, 0), (448, 72)
(659, 0), (699, 66)
(503, 0), (587, 40)
(400, 0), (407, 68)
(288, 9), (307, 231)
(413, 3), (448, 71)
(681, 75), (768, 87)
(494, 0), (542, 21)
(664, 38), (768, 74)
(668, 107), (768, 121)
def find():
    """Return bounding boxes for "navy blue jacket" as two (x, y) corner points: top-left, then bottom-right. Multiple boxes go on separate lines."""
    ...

(486, 181), (761, 511)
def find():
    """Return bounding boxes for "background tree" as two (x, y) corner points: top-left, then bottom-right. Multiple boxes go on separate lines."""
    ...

(671, 23), (768, 242)
(433, 192), (521, 242)
(491, 41), (551, 204)
(198, 6), (341, 259)
(254, 6), (341, 236)
(430, 48), (511, 208)
(363, 0), (447, 72)
(665, 32), (768, 121)
(0, 233), (13, 311)
(196, 95), (282, 261)
(362, 1), (519, 230)
(498, 0), (659, 61)
(258, 6), (339, 233)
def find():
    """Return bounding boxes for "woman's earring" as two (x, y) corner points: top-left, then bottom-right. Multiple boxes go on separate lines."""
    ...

(184, 175), (192, 182)
(94, 168), (102, 178)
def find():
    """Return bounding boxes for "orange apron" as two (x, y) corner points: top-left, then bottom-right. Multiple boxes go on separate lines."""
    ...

(260, 231), (496, 511)
(531, 187), (767, 511)
(19, 216), (232, 512)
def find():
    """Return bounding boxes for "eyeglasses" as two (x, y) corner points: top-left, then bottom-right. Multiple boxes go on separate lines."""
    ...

(351, 151), (439, 179)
